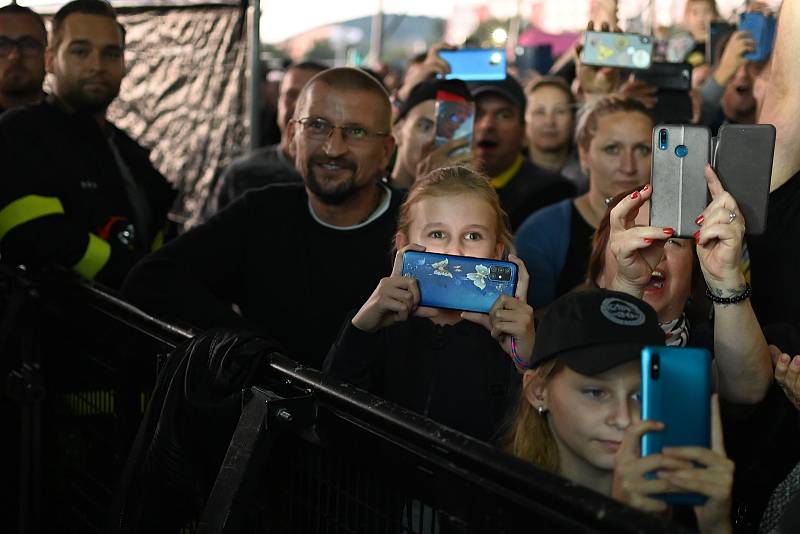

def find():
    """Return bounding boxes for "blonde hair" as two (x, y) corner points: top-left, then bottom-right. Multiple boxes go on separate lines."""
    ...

(499, 360), (563, 473)
(394, 166), (514, 257)
(574, 96), (653, 150)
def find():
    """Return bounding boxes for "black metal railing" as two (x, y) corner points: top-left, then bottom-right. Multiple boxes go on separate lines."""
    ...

(1, 266), (691, 534)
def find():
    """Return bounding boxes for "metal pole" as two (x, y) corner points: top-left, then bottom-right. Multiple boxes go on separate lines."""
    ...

(249, 0), (261, 151)
(367, 0), (384, 66)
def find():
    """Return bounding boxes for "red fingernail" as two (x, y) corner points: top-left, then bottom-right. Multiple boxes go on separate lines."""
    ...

(630, 191), (640, 200)
(644, 238), (653, 244)
(693, 231), (700, 244)
(663, 227), (674, 236)
(695, 215), (705, 225)
(641, 184), (650, 192)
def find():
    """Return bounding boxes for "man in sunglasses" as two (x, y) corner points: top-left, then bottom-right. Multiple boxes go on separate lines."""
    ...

(0, 4), (46, 113)
(124, 67), (401, 369)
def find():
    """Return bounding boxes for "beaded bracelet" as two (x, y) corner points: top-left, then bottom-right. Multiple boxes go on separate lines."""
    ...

(705, 283), (752, 305)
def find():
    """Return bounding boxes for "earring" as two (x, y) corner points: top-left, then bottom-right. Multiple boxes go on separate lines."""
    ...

(537, 405), (548, 416)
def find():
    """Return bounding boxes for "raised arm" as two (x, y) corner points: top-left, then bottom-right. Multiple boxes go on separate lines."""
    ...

(759, 0), (800, 191)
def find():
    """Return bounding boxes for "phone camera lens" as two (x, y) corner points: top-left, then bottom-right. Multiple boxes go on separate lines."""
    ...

(651, 354), (661, 380)
(658, 129), (668, 150)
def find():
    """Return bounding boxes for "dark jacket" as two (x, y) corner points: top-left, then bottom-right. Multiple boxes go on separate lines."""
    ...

(324, 315), (520, 442)
(109, 329), (280, 534)
(0, 96), (176, 288)
(496, 158), (576, 231)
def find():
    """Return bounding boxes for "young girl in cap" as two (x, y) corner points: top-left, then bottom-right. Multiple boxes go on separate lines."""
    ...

(324, 166), (534, 441)
(501, 288), (734, 533)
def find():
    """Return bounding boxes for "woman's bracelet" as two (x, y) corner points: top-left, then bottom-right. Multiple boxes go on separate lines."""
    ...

(705, 283), (752, 305)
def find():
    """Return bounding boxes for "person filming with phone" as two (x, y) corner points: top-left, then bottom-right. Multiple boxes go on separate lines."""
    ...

(324, 166), (534, 441)
(502, 288), (735, 534)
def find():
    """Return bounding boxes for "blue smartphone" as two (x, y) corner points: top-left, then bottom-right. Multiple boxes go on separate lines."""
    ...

(641, 346), (712, 507)
(401, 251), (517, 313)
(739, 12), (776, 62)
(581, 31), (653, 70)
(438, 49), (507, 81)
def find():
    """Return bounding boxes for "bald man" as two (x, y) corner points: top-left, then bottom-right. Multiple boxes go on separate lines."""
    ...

(124, 67), (400, 368)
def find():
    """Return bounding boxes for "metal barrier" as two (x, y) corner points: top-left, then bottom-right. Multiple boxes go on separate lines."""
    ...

(1, 267), (691, 534)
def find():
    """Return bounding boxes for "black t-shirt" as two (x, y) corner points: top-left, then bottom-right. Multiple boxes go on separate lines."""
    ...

(748, 170), (800, 327)
(324, 315), (520, 442)
(123, 183), (402, 369)
(556, 203), (595, 296)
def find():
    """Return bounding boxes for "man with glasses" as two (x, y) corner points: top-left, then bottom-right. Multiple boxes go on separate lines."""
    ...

(0, 0), (175, 289)
(124, 67), (401, 369)
(0, 4), (46, 113)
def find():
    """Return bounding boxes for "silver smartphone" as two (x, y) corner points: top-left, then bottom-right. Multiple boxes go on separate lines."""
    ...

(649, 125), (711, 238)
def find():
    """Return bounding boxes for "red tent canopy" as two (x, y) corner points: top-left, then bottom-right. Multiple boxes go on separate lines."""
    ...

(518, 27), (580, 57)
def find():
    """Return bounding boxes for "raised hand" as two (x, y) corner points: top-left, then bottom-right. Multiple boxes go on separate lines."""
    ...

(659, 395), (734, 534)
(607, 184), (674, 298)
(694, 165), (747, 295)
(461, 255), (535, 369)
(351, 244), (436, 333)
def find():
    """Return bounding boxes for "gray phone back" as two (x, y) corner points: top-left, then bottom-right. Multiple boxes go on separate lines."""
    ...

(713, 124), (775, 235)
(650, 125), (711, 238)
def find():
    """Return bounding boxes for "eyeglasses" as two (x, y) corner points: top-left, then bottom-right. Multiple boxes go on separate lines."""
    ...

(0, 36), (45, 58)
(294, 117), (389, 145)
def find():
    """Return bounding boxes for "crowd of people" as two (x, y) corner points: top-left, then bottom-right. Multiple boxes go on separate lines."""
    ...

(2, 0), (800, 532)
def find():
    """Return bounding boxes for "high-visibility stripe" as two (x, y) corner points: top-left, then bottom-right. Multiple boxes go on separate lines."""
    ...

(72, 233), (111, 280)
(0, 195), (65, 240)
(151, 230), (164, 252)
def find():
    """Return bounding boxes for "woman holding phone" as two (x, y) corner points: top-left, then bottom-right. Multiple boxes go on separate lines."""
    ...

(323, 166), (534, 441)
(502, 288), (735, 533)
(590, 166), (772, 406)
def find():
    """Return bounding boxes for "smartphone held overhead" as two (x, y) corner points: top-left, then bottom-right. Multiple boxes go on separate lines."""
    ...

(739, 12), (776, 62)
(438, 49), (507, 81)
(401, 250), (517, 314)
(649, 125), (711, 238)
(581, 31), (653, 70)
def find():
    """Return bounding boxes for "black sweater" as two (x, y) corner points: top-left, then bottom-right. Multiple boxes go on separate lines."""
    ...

(123, 183), (401, 369)
(323, 315), (521, 442)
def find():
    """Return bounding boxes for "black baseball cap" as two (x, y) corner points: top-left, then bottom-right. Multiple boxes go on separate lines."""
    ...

(395, 78), (472, 124)
(531, 289), (665, 375)
(468, 75), (526, 115)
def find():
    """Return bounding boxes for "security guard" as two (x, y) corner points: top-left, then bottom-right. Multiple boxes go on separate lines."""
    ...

(0, 0), (174, 288)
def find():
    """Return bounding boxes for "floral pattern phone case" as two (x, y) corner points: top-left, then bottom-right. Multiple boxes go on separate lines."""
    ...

(401, 251), (518, 313)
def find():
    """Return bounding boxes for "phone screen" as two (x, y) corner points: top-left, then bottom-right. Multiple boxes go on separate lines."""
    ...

(434, 90), (474, 158)
(581, 31), (653, 70)
(438, 49), (507, 81)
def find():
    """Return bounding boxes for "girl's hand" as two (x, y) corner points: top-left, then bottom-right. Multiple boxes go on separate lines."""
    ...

(612, 420), (693, 512)
(461, 255), (535, 369)
(660, 395), (734, 534)
(695, 165), (747, 295)
(771, 345), (800, 411)
(351, 244), (436, 333)
(607, 184), (674, 298)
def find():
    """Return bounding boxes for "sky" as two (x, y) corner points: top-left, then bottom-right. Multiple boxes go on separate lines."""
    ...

(260, 0), (457, 43)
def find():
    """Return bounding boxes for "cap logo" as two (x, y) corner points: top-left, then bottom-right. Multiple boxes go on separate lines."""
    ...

(600, 297), (646, 326)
